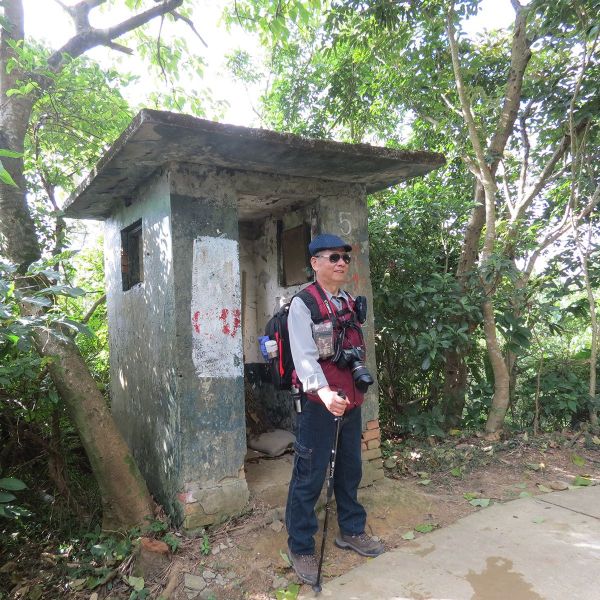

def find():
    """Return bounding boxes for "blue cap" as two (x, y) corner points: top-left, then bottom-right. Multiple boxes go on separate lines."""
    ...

(308, 233), (352, 256)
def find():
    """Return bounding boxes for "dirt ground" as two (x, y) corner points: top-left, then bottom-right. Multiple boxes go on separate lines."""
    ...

(146, 430), (600, 600)
(4, 430), (600, 599)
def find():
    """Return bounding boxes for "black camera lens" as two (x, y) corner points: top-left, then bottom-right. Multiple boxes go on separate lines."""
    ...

(351, 363), (374, 392)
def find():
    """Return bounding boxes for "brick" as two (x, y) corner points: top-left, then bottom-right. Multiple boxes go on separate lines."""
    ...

(362, 428), (380, 442)
(367, 439), (380, 450)
(362, 448), (382, 461)
(366, 419), (379, 430)
(361, 441), (368, 451)
(140, 537), (170, 555)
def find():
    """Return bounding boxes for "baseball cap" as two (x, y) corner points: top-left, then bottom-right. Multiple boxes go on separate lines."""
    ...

(308, 233), (352, 256)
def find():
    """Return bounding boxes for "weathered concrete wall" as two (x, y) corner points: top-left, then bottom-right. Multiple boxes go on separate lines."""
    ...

(104, 169), (181, 516)
(169, 163), (248, 529)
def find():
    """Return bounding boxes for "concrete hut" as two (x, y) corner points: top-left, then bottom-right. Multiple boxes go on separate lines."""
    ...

(64, 109), (444, 530)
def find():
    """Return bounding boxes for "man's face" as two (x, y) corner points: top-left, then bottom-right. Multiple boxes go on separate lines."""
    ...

(311, 246), (350, 288)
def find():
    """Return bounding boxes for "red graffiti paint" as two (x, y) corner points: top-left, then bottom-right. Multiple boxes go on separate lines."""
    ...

(219, 308), (231, 335)
(192, 311), (201, 333)
(231, 309), (241, 337)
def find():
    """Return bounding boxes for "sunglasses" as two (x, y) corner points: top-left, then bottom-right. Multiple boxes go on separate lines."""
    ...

(315, 253), (352, 264)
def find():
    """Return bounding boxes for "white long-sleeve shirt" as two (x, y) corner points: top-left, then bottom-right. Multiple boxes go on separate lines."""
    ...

(288, 288), (350, 392)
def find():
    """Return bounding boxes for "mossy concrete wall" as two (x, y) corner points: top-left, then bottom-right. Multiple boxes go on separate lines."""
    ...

(104, 169), (181, 517)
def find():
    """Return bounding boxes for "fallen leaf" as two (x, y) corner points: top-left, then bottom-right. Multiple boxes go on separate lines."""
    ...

(532, 517), (545, 524)
(537, 484), (552, 493)
(571, 454), (586, 467)
(573, 475), (592, 487)
(402, 531), (415, 540)
(463, 492), (479, 501)
(414, 523), (436, 533)
(417, 479), (432, 486)
(469, 498), (491, 508)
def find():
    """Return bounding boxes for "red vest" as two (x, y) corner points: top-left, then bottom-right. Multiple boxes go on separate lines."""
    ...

(295, 282), (366, 410)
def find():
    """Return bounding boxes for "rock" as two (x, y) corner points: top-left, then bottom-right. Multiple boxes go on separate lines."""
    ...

(89, 593), (99, 600)
(383, 456), (397, 469)
(215, 574), (226, 586)
(211, 545), (221, 556)
(550, 480), (569, 491)
(184, 573), (207, 592)
(202, 569), (216, 580)
(272, 576), (289, 589)
(270, 519), (284, 532)
(199, 590), (216, 600)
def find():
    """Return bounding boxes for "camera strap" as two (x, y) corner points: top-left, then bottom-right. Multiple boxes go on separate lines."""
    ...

(314, 281), (341, 328)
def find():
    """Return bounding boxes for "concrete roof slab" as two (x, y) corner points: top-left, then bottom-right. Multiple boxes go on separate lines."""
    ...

(64, 109), (445, 220)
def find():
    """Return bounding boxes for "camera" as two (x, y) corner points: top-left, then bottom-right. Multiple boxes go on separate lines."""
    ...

(333, 347), (374, 393)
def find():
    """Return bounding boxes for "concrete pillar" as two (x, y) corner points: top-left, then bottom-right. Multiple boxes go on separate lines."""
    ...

(169, 163), (249, 530)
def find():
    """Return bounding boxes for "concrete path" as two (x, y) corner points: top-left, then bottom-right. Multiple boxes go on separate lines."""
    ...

(301, 485), (600, 600)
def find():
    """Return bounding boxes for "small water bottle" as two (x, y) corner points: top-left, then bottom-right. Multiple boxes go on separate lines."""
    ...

(291, 385), (302, 414)
(265, 339), (279, 359)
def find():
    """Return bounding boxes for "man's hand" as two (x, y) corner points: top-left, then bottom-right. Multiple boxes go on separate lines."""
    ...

(318, 387), (349, 416)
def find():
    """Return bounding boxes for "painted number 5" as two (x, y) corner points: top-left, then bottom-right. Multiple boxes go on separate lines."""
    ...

(339, 211), (352, 236)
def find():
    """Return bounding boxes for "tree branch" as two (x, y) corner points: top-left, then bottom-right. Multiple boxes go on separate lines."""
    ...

(47, 0), (184, 69)
(82, 293), (106, 324)
(517, 100), (533, 204)
(172, 10), (208, 48)
(512, 132), (571, 220)
(487, 1), (531, 170)
(446, 5), (497, 262)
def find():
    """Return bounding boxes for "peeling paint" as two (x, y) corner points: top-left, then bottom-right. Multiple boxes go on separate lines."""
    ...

(191, 236), (243, 378)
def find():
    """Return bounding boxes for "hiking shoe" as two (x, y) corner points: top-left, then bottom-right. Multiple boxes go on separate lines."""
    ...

(335, 532), (384, 557)
(288, 549), (318, 585)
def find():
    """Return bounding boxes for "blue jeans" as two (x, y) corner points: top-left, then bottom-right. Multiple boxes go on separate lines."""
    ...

(285, 399), (366, 555)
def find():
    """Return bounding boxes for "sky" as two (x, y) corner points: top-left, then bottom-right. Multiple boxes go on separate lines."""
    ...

(22, 0), (518, 128)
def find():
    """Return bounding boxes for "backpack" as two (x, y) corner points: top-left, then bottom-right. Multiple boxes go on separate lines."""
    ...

(262, 288), (321, 390)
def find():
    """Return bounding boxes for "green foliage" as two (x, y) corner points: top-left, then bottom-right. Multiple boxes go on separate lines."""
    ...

(0, 477), (30, 519)
(200, 531), (211, 555)
(238, 0), (600, 436)
(0, 148), (22, 187)
(276, 582), (300, 599)
(368, 178), (481, 435)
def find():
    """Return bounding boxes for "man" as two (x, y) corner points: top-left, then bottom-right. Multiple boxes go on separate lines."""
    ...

(285, 232), (384, 586)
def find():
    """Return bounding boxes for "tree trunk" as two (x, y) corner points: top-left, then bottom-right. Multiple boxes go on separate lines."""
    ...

(482, 300), (510, 434)
(2, 0), (154, 530)
(442, 350), (468, 427)
(32, 323), (155, 529)
(442, 182), (485, 425)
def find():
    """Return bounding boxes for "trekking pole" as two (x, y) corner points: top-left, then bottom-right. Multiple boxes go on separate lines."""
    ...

(313, 394), (344, 594)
